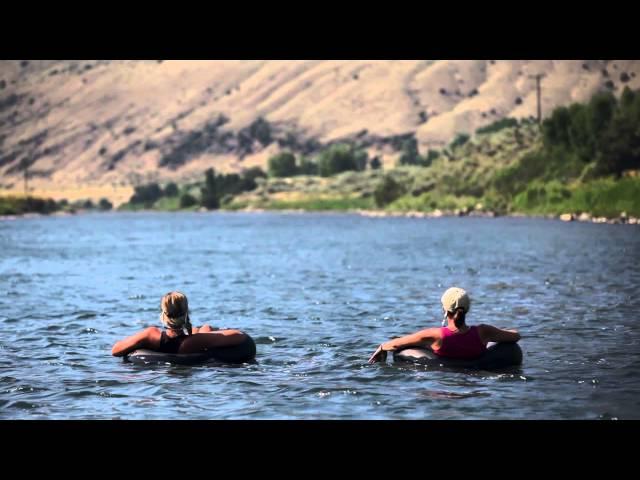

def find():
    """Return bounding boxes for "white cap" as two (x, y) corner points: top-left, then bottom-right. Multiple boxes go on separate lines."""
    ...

(441, 287), (471, 313)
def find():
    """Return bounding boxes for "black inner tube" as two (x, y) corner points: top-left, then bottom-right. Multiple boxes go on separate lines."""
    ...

(393, 342), (523, 370)
(126, 334), (257, 365)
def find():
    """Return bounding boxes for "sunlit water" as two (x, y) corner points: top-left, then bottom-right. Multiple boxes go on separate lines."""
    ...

(1, 212), (638, 419)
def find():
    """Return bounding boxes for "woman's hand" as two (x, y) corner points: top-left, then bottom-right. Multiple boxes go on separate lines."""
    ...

(192, 324), (217, 334)
(368, 344), (388, 364)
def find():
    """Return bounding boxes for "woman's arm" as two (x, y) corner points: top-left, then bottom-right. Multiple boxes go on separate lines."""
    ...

(368, 328), (439, 363)
(111, 327), (161, 357)
(478, 324), (521, 343)
(382, 329), (438, 351)
(179, 329), (247, 353)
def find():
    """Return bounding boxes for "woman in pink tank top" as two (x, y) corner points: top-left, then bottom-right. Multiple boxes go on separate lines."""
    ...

(368, 287), (521, 363)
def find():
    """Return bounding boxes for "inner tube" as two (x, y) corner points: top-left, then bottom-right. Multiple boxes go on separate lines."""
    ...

(393, 342), (522, 370)
(126, 334), (257, 366)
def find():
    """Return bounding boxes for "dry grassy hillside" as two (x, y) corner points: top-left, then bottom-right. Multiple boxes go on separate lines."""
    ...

(1, 59), (638, 204)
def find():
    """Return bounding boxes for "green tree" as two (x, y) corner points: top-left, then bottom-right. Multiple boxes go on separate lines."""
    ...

(353, 149), (368, 171)
(240, 167), (266, 191)
(566, 103), (592, 161)
(588, 91), (617, 139)
(98, 198), (113, 210)
(130, 183), (162, 206)
(318, 144), (364, 177)
(164, 182), (179, 197)
(620, 86), (636, 110)
(597, 100), (640, 176)
(249, 117), (272, 146)
(200, 168), (219, 209)
(398, 138), (421, 166)
(543, 106), (572, 147)
(268, 152), (297, 177)
(216, 173), (242, 197)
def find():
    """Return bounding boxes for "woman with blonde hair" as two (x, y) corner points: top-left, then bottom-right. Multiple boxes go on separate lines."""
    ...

(111, 291), (255, 362)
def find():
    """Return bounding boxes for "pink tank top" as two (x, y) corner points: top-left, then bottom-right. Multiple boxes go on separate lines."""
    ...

(433, 326), (486, 359)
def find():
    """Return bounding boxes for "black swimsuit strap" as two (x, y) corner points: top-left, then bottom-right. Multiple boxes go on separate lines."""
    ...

(160, 330), (180, 343)
(158, 330), (188, 354)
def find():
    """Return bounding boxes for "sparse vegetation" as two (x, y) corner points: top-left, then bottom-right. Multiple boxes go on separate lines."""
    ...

(158, 115), (229, 169)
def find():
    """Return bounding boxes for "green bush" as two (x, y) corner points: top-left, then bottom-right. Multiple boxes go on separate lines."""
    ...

(374, 175), (405, 206)
(179, 193), (198, 208)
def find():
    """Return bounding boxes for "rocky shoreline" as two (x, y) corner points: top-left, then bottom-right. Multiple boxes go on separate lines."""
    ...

(2, 207), (638, 225)
(555, 212), (637, 224)
(354, 208), (639, 224)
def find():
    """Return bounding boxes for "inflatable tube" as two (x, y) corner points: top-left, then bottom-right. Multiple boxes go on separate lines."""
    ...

(393, 342), (522, 370)
(126, 335), (256, 366)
